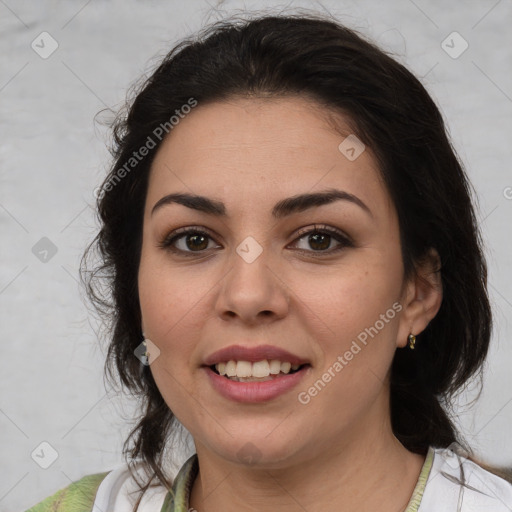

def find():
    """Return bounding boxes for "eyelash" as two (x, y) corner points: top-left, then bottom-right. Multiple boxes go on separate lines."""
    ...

(158, 224), (354, 258)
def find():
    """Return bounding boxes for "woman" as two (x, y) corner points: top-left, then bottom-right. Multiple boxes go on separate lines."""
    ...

(26, 12), (512, 512)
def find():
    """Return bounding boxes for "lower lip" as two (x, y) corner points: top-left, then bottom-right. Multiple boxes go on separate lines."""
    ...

(203, 366), (310, 403)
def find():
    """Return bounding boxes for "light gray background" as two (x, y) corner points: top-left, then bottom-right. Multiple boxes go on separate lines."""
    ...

(1, 0), (511, 510)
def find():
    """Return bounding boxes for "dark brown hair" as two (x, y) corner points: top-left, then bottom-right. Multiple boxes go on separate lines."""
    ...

(82, 11), (495, 504)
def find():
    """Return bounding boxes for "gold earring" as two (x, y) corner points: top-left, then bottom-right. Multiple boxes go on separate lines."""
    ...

(408, 334), (416, 350)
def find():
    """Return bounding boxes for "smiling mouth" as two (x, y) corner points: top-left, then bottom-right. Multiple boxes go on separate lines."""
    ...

(209, 360), (310, 382)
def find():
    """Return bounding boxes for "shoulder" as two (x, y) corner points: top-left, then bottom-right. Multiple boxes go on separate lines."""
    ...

(419, 446), (512, 511)
(24, 472), (110, 512)
(91, 461), (169, 511)
(24, 461), (171, 512)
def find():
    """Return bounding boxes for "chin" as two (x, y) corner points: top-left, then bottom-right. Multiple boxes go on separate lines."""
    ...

(205, 432), (307, 469)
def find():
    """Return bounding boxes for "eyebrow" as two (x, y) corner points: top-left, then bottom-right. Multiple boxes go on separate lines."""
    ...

(151, 188), (373, 219)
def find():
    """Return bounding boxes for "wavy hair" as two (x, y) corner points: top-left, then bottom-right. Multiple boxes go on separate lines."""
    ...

(81, 11), (495, 506)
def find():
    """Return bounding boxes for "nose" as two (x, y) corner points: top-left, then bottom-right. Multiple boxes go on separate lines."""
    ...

(214, 244), (290, 326)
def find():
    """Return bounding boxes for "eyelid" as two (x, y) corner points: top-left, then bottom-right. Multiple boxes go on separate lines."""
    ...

(293, 224), (353, 244)
(157, 225), (219, 251)
(158, 223), (353, 256)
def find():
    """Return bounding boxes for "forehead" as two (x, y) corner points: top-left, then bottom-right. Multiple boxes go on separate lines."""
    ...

(147, 96), (392, 219)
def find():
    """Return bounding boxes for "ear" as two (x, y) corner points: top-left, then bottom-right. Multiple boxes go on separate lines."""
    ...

(396, 248), (443, 348)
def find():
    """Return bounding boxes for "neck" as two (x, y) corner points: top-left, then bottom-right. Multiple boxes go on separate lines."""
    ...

(189, 403), (426, 512)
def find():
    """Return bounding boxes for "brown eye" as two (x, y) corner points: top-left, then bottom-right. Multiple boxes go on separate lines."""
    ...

(159, 224), (353, 258)
(183, 233), (209, 251)
(291, 225), (353, 255)
(159, 228), (220, 256)
(305, 232), (331, 251)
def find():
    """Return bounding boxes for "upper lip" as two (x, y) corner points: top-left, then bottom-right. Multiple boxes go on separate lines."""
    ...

(203, 344), (310, 366)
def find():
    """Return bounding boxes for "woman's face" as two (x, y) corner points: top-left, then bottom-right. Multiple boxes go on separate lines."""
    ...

(138, 96), (421, 467)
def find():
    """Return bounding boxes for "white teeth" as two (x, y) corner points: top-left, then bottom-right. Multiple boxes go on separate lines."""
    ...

(235, 361), (252, 378)
(280, 361), (291, 374)
(252, 360), (270, 378)
(269, 360), (281, 374)
(214, 359), (303, 378)
(225, 360), (237, 377)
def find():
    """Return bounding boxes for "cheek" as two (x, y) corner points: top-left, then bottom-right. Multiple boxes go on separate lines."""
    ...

(294, 251), (403, 383)
(138, 255), (209, 423)
(293, 268), (401, 430)
(138, 246), (210, 339)
(302, 256), (401, 334)
(137, 251), (217, 404)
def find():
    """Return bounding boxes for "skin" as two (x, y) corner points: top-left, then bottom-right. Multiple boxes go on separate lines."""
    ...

(138, 96), (443, 512)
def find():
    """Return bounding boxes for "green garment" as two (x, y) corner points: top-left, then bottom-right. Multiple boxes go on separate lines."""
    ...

(25, 448), (433, 511)
(161, 454), (199, 512)
(25, 472), (109, 512)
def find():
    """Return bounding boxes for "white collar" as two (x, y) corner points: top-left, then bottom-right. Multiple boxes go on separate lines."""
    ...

(92, 461), (168, 512)
(93, 447), (512, 512)
(418, 447), (512, 511)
